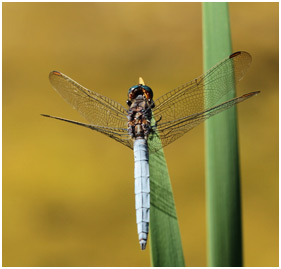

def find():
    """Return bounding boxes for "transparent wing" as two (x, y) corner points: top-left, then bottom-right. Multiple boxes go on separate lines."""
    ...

(41, 114), (133, 149)
(149, 51), (256, 151)
(148, 91), (259, 152)
(49, 71), (128, 129)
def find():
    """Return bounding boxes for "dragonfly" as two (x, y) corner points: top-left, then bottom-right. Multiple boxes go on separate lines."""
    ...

(42, 51), (260, 250)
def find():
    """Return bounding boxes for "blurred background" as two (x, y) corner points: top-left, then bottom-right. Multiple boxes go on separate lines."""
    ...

(3, 2), (278, 267)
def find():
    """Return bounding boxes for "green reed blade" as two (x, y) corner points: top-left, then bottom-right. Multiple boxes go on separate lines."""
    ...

(148, 117), (185, 267)
(202, 3), (243, 266)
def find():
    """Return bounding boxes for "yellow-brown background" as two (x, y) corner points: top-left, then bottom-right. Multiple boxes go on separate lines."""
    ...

(3, 2), (278, 267)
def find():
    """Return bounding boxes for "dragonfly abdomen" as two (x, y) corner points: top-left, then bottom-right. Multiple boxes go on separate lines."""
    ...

(134, 139), (150, 250)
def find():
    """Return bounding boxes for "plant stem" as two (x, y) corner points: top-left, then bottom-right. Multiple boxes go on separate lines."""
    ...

(202, 2), (243, 266)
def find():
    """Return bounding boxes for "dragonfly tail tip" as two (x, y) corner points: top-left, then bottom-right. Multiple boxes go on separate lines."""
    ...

(140, 240), (147, 250)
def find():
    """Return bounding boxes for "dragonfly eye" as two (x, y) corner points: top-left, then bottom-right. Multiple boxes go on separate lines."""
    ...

(128, 84), (154, 101)
(128, 85), (140, 99)
(128, 85), (138, 94)
(142, 85), (153, 100)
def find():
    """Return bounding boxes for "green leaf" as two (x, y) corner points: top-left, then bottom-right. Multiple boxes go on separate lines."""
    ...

(148, 118), (185, 267)
(202, 3), (243, 266)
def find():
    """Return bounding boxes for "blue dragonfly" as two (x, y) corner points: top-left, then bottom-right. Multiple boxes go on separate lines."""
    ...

(42, 51), (259, 250)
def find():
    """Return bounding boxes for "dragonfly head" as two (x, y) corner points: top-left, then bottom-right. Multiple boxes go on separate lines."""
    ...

(127, 84), (154, 106)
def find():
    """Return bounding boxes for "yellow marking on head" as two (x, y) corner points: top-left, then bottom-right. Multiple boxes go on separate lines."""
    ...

(139, 77), (145, 85)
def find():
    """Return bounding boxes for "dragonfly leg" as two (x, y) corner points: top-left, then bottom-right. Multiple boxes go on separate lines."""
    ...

(127, 122), (135, 138)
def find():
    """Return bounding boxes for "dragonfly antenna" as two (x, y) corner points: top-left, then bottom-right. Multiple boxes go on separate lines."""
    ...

(139, 77), (145, 85)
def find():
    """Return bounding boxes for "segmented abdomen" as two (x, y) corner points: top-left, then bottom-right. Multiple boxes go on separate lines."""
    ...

(133, 139), (150, 250)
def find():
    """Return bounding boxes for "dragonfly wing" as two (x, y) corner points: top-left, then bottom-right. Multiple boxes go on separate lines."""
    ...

(49, 71), (128, 129)
(148, 91), (259, 152)
(91, 125), (133, 149)
(152, 51), (252, 124)
(41, 114), (133, 149)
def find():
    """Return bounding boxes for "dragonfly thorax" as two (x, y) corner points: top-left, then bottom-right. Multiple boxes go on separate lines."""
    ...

(127, 95), (152, 140)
